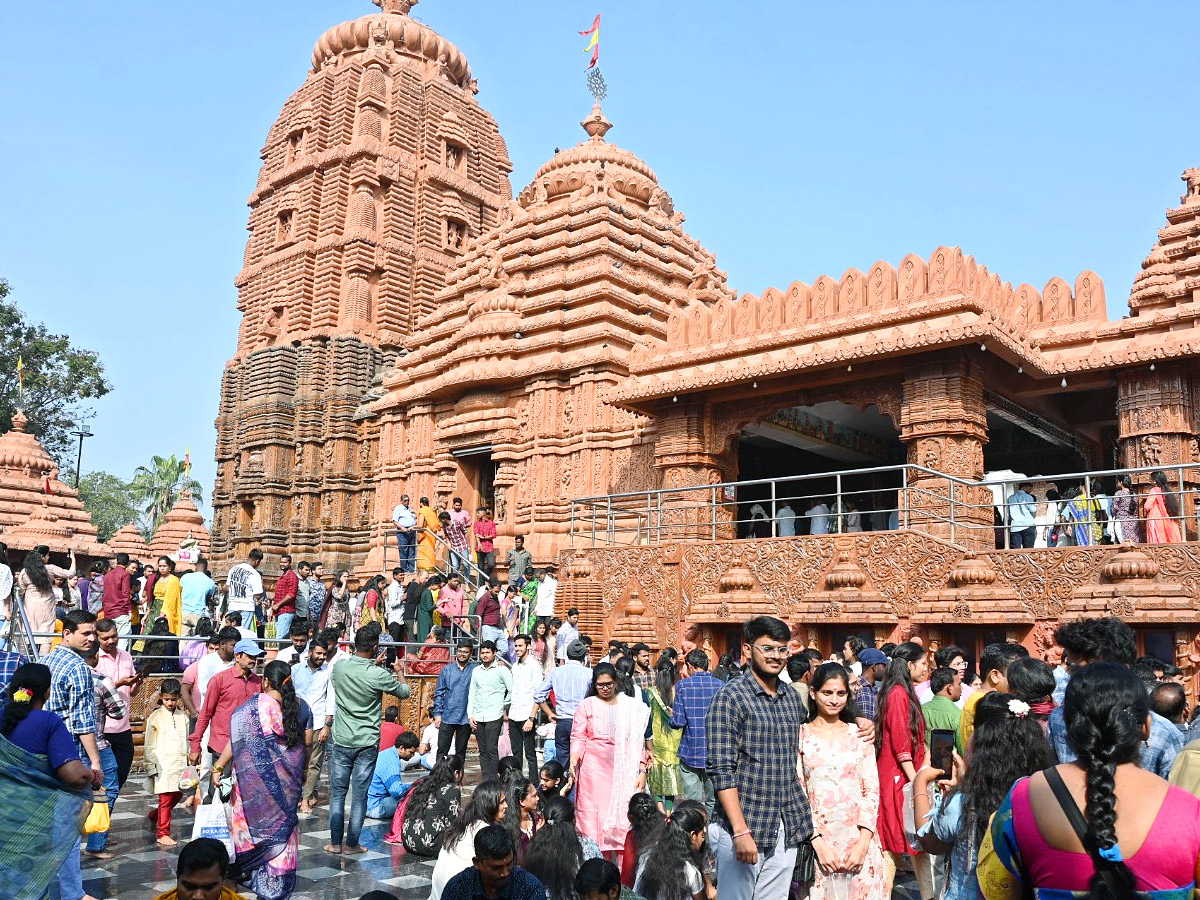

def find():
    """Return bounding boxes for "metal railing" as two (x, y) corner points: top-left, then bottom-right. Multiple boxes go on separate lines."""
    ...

(17, 628), (469, 672)
(382, 527), (492, 590)
(570, 462), (1200, 550)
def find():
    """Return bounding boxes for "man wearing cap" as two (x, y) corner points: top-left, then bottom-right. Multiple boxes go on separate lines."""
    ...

(188, 639), (264, 771)
(850, 647), (889, 722)
(393, 494), (417, 574)
(534, 639), (592, 768)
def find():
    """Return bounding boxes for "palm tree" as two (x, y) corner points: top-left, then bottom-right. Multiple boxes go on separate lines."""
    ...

(130, 454), (203, 538)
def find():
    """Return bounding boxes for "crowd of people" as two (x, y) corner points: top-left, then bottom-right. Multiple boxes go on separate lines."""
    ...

(736, 470), (1190, 548)
(1001, 471), (1186, 548)
(5, 525), (1200, 900)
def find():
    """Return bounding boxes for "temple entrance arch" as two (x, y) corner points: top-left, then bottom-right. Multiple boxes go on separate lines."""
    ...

(732, 399), (905, 537)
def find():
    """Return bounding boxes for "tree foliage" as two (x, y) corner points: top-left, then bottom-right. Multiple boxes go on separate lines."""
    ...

(74, 470), (141, 542)
(0, 277), (112, 464)
(130, 454), (203, 538)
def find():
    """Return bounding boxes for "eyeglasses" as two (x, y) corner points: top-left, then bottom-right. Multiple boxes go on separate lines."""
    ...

(595, 681), (617, 690)
(751, 644), (790, 658)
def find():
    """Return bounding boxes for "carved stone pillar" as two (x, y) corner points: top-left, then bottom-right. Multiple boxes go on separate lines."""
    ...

(899, 359), (992, 550)
(652, 400), (734, 540)
(1117, 366), (1200, 538)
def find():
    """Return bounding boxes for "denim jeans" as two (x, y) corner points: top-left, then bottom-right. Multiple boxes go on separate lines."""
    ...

(85, 744), (120, 851)
(328, 743), (379, 848)
(274, 612), (294, 644)
(58, 835), (84, 900)
(449, 549), (472, 580)
(480, 624), (508, 656)
(366, 795), (400, 820)
(396, 530), (416, 573)
(554, 717), (573, 769)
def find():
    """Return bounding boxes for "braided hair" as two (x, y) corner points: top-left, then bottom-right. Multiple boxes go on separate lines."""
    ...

(0, 663), (50, 736)
(262, 660), (302, 748)
(1063, 662), (1143, 900)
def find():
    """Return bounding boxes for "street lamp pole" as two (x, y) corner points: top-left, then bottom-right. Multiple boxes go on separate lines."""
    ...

(71, 426), (93, 489)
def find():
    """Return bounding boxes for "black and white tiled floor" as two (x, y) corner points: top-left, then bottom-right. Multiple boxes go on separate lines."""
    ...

(79, 754), (919, 900)
(80, 757), (466, 900)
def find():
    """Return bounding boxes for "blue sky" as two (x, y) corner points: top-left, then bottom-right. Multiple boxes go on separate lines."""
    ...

(1, 1), (1196, 521)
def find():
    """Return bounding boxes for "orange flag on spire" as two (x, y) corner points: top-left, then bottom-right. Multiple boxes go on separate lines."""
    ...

(579, 14), (600, 69)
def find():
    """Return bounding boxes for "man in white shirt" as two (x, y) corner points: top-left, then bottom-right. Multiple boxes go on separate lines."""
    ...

(534, 568), (558, 625)
(385, 568), (406, 624)
(293, 636), (336, 813)
(556, 608), (580, 663)
(392, 495), (417, 574)
(225, 548), (265, 633)
(507, 633), (544, 781)
(776, 502), (797, 537)
(806, 499), (832, 535)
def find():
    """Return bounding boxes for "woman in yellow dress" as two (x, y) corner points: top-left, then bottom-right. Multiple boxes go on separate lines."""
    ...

(416, 496), (442, 572)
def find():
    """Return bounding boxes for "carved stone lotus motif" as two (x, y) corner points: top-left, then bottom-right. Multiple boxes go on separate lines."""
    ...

(565, 551), (594, 580)
(949, 553), (997, 586)
(1102, 546), (1160, 582)
(825, 552), (867, 589)
(719, 557), (756, 592)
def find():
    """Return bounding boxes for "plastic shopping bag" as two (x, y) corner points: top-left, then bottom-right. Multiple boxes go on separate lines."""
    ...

(82, 792), (110, 835)
(192, 795), (236, 858)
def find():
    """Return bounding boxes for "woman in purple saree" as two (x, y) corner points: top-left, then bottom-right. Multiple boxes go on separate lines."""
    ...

(212, 660), (307, 900)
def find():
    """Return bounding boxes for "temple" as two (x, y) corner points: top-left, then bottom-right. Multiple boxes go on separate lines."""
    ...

(0, 411), (109, 560)
(210, 0), (1200, 679)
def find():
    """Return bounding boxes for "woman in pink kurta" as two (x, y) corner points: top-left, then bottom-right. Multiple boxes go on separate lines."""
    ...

(874, 642), (928, 895)
(801, 663), (886, 900)
(1144, 470), (1183, 544)
(569, 663), (652, 854)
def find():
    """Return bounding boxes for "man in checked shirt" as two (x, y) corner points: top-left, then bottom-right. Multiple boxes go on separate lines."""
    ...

(706, 616), (811, 900)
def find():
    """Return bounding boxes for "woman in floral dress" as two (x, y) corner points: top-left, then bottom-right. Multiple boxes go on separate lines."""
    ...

(799, 663), (886, 900)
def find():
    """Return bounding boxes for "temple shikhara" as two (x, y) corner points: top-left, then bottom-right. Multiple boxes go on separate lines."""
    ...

(209, 0), (1200, 674)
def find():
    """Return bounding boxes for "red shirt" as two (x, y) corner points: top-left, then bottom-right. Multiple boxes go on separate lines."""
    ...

(379, 721), (404, 752)
(474, 518), (497, 553)
(101, 567), (132, 618)
(190, 666), (263, 755)
(274, 569), (298, 614)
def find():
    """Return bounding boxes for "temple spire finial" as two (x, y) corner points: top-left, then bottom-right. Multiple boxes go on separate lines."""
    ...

(581, 101), (612, 141)
(374, 0), (417, 14)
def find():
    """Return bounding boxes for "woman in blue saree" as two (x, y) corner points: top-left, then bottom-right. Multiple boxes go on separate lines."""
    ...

(0, 663), (94, 900)
(1060, 487), (1102, 547)
(211, 659), (307, 900)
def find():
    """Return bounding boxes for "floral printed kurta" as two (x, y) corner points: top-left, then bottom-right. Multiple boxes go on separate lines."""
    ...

(799, 721), (887, 900)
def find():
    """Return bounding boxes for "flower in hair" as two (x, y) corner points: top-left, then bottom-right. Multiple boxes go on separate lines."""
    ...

(1007, 698), (1031, 718)
(12, 688), (33, 703)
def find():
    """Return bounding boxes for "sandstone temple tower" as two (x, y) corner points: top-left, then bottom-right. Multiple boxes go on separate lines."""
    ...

(211, 0), (512, 571)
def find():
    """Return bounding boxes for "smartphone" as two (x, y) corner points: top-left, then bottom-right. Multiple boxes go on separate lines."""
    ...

(930, 729), (956, 777)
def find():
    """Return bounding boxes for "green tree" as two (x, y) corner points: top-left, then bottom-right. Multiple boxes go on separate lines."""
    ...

(130, 454), (204, 538)
(74, 470), (141, 542)
(0, 278), (111, 463)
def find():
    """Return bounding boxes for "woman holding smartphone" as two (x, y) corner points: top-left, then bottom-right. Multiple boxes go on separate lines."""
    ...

(800, 662), (886, 900)
(914, 691), (1053, 900)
